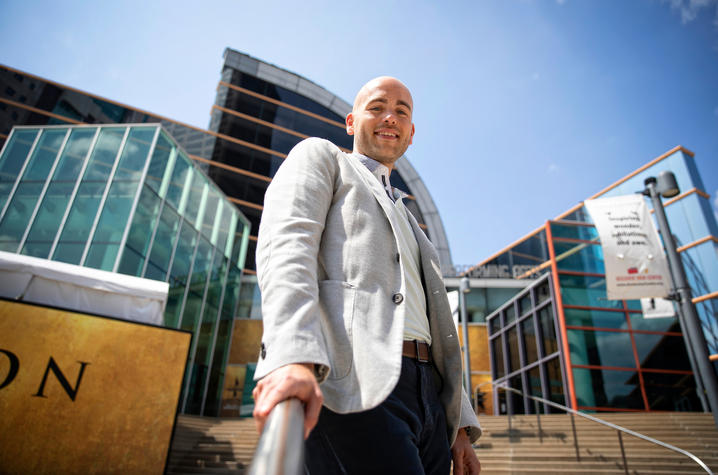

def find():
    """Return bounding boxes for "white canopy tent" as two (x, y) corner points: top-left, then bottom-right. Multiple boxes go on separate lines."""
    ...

(0, 250), (169, 325)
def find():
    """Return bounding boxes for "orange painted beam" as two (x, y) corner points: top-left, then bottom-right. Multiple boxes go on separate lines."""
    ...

(218, 81), (347, 129)
(0, 97), (83, 124)
(694, 291), (718, 305)
(545, 220), (579, 410)
(676, 235), (718, 253)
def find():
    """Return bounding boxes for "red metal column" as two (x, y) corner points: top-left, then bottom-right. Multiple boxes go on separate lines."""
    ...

(546, 220), (579, 410)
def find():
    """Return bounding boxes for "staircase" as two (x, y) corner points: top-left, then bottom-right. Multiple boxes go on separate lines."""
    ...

(166, 415), (257, 474)
(165, 412), (718, 474)
(475, 412), (718, 474)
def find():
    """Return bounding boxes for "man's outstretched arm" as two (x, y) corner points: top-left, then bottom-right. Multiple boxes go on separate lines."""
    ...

(252, 139), (339, 437)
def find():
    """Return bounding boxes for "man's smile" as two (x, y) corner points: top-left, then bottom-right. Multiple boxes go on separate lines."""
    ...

(375, 129), (399, 139)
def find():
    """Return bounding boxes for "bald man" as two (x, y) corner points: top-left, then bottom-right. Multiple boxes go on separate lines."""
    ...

(253, 77), (481, 474)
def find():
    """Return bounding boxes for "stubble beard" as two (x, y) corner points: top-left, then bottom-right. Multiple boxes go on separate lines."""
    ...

(355, 134), (409, 167)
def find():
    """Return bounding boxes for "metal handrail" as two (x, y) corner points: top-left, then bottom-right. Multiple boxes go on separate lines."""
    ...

(492, 383), (713, 474)
(248, 398), (304, 475)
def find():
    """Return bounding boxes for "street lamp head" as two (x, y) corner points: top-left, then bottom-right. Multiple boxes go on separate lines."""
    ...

(460, 276), (471, 293)
(657, 171), (680, 198)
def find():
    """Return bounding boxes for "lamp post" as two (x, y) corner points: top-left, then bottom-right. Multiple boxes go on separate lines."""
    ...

(459, 277), (472, 402)
(643, 171), (718, 428)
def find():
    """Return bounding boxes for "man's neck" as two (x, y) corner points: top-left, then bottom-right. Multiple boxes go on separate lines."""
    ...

(352, 150), (394, 172)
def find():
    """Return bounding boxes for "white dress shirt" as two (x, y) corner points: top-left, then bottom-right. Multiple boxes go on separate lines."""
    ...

(353, 153), (432, 344)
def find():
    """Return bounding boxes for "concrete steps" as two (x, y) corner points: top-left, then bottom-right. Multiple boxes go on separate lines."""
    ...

(166, 416), (258, 475)
(475, 412), (718, 474)
(166, 412), (718, 474)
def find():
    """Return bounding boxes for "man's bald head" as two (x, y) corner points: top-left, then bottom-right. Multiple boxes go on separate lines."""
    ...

(346, 77), (415, 168)
(352, 76), (413, 113)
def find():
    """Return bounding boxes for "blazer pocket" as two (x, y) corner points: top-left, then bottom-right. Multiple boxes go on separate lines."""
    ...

(318, 280), (356, 380)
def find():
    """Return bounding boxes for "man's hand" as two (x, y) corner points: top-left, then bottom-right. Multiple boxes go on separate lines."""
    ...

(451, 428), (481, 475)
(252, 363), (323, 439)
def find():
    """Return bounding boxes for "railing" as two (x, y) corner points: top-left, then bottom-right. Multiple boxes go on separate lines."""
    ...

(490, 383), (713, 474)
(248, 398), (304, 475)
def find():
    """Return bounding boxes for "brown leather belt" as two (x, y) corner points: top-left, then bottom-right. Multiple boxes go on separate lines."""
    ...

(402, 340), (431, 363)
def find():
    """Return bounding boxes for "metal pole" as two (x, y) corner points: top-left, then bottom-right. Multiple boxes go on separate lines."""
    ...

(459, 277), (472, 404)
(570, 413), (580, 461)
(666, 274), (709, 412)
(644, 178), (718, 429)
(535, 399), (543, 443)
(617, 430), (629, 475)
(248, 398), (304, 475)
(507, 389), (513, 442)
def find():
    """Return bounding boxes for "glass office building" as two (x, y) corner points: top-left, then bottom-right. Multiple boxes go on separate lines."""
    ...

(477, 146), (716, 413)
(0, 123), (250, 416)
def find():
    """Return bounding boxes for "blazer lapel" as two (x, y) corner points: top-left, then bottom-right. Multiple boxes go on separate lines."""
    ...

(343, 153), (405, 236)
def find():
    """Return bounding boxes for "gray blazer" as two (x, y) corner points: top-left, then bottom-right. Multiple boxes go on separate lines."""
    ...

(255, 138), (480, 443)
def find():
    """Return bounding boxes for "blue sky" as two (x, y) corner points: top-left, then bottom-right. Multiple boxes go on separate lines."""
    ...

(1, 0), (717, 268)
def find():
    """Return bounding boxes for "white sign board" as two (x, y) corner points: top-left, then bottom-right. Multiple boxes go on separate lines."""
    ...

(584, 195), (671, 300)
(640, 297), (676, 319)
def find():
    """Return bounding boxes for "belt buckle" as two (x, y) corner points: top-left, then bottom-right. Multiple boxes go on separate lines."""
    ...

(415, 340), (429, 363)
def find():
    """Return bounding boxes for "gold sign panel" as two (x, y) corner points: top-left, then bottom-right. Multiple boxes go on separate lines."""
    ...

(0, 299), (191, 474)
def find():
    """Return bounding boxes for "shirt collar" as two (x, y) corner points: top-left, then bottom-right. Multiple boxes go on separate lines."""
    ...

(352, 152), (396, 200)
(352, 152), (391, 180)
(352, 152), (410, 202)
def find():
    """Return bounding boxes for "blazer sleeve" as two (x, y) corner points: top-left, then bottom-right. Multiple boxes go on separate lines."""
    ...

(459, 388), (482, 442)
(253, 138), (338, 382)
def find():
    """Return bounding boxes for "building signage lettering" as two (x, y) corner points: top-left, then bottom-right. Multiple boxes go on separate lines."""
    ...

(450, 264), (542, 279)
(0, 349), (89, 401)
(584, 194), (671, 300)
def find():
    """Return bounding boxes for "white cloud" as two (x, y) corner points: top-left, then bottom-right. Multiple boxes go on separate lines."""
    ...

(556, 0), (567, 5)
(532, 72), (540, 81)
(547, 163), (559, 173)
(662, 0), (718, 25)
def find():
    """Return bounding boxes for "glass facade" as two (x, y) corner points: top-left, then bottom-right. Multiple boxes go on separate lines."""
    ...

(546, 217), (699, 412)
(464, 228), (549, 280)
(480, 147), (714, 414)
(0, 124), (250, 416)
(487, 274), (567, 414)
(445, 280), (527, 323)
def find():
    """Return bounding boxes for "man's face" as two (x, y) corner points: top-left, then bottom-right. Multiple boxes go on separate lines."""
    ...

(346, 77), (415, 167)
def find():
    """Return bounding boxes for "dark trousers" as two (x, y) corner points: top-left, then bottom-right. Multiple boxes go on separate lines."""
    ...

(305, 357), (451, 475)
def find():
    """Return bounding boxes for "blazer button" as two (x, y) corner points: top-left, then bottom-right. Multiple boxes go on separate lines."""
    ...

(392, 293), (404, 304)
(260, 342), (267, 359)
(396, 253), (400, 263)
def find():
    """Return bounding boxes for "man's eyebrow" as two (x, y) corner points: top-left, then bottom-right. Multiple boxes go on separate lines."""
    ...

(366, 98), (388, 106)
(397, 100), (412, 111)
(366, 97), (412, 111)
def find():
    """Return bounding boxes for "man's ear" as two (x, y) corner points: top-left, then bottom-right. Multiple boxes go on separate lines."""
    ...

(346, 113), (355, 135)
(409, 123), (415, 145)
